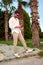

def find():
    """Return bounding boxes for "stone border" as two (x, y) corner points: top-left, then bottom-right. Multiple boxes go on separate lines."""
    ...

(0, 44), (40, 61)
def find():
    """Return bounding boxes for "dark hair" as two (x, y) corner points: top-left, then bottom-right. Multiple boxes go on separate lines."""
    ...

(14, 10), (20, 14)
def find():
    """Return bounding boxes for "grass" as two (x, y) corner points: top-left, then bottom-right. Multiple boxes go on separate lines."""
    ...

(38, 51), (43, 57)
(39, 43), (43, 50)
(0, 40), (13, 45)
(40, 38), (43, 42)
(0, 39), (43, 49)
(0, 39), (36, 48)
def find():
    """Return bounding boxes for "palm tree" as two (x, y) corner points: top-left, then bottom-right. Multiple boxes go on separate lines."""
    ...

(14, 0), (27, 36)
(30, 0), (40, 47)
(18, 2), (24, 36)
(18, 0), (40, 47)
(1, 0), (13, 41)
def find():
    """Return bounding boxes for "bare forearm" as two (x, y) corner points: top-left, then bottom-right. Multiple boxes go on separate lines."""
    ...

(15, 25), (23, 28)
(15, 25), (21, 28)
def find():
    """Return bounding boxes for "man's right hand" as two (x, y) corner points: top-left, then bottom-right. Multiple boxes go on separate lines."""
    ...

(15, 25), (21, 28)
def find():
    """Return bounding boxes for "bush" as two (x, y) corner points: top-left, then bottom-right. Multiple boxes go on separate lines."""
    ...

(39, 32), (43, 38)
(23, 9), (32, 39)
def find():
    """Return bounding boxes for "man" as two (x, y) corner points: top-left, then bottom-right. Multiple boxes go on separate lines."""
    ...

(9, 10), (33, 57)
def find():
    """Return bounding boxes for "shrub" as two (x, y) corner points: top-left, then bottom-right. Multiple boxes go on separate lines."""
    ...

(23, 9), (32, 39)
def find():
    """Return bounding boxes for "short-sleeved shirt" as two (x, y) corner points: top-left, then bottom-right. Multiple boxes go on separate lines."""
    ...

(9, 17), (21, 34)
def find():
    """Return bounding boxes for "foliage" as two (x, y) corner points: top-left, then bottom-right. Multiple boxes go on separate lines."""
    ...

(2, 0), (12, 5)
(0, 10), (5, 39)
(39, 32), (43, 38)
(0, 0), (16, 13)
(23, 9), (32, 39)
(38, 51), (43, 57)
(15, 0), (27, 7)
(0, 39), (43, 50)
(0, 9), (32, 39)
(0, 0), (16, 40)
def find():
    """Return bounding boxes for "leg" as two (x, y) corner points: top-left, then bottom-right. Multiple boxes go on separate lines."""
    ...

(12, 32), (19, 53)
(18, 32), (28, 50)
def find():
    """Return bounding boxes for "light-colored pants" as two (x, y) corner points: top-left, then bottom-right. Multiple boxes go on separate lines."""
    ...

(13, 32), (28, 53)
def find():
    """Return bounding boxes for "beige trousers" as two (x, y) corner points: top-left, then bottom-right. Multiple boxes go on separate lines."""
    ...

(13, 32), (28, 53)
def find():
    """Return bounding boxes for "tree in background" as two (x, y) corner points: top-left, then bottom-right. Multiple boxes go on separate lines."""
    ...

(30, 0), (40, 47)
(16, 0), (27, 36)
(23, 9), (32, 39)
(2, 0), (13, 41)
(0, 0), (15, 41)
(0, 9), (32, 40)
(0, 10), (5, 39)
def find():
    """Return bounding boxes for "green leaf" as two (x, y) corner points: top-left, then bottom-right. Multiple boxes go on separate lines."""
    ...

(21, 1), (27, 6)
(2, 0), (13, 5)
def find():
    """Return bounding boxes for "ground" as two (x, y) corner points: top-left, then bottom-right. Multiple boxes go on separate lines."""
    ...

(0, 56), (43, 65)
(0, 44), (43, 65)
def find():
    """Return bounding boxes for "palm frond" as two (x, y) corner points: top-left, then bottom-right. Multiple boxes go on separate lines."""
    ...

(21, 1), (27, 6)
(0, 2), (1, 5)
(0, 2), (2, 6)
(18, 0), (22, 3)
(10, 6), (16, 10)
(2, 0), (13, 5)
(0, 1), (4, 8)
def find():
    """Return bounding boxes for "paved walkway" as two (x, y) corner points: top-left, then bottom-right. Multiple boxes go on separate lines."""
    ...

(0, 56), (43, 65)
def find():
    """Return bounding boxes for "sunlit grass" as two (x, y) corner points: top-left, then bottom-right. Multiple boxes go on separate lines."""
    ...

(0, 39), (43, 50)
(38, 51), (43, 57)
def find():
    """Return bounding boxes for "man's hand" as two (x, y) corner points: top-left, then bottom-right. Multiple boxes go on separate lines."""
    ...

(15, 25), (21, 28)
(15, 25), (23, 28)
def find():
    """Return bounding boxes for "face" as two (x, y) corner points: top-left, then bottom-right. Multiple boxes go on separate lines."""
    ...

(14, 13), (19, 18)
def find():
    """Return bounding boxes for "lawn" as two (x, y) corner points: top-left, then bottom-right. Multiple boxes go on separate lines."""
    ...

(0, 38), (43, 50)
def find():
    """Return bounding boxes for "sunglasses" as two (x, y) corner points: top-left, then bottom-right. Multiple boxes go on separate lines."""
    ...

(17, 14), (19, 16)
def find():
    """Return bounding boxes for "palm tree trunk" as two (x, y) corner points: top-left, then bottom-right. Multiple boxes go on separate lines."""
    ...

(18, 2), (24, 36)
(5, 9), (8, 41)
(30, 0), (40, 47)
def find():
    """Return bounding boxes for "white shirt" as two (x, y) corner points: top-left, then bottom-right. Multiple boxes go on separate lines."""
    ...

(9, 17), (21, 34)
